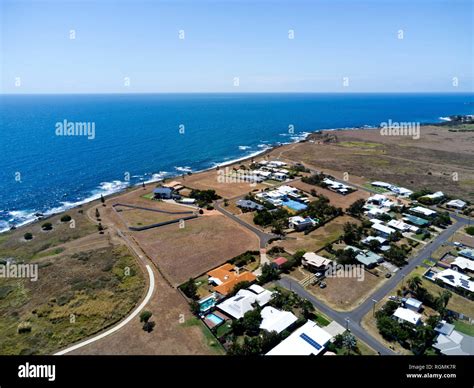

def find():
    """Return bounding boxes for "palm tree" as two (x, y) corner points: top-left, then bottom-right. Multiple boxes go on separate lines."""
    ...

(407, 276), (422, 292)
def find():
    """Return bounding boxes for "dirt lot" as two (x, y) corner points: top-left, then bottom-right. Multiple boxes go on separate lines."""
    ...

(306, 269), (386, 311)
(270, 215), (360, 254)
(290, 180), (370, 210)
(114, 206), (192, 228)
(275, 126), (474, 202)
(131, 212), (259, 286)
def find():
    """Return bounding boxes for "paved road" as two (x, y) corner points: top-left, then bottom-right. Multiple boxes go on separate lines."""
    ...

(278, 214), (469, 355)
(215, 200), (277, 248)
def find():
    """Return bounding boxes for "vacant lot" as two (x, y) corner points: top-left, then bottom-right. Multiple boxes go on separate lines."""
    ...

(0, 245), (145, 355)
(133, 213), (259, 285)
(114, 206), (193, 229)
(270, 215), (360, 254)
(306, 269), (386, 311)
(290, 180), (369, 210)
(277, 126), (474, 202)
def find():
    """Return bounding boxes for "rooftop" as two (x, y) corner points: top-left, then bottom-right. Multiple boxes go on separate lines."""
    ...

(260, 306), (298, 334)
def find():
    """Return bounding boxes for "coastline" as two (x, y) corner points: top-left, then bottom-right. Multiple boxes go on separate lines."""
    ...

(0, 114), (464, 234)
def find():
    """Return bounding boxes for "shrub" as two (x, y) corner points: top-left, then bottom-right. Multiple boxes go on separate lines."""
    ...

(465, 226), (474, 236)
(41, 222), (53, 231)
(139, 310), (152, 323)
(24, 232), (33, 240)
(60, 214), (72, 222)
(17, 321), (32, 334)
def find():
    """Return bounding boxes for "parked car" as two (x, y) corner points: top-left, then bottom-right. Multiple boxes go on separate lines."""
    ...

(385, 273), (392, 278)
(319, 282), (327, 289)
(454, 242), (463, 247)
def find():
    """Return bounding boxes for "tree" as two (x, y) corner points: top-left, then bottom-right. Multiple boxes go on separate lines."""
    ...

(368, 239), (381, 252)
(95, 208), (100, 219)
(407, 276), (423, 293)
(143, 320), (155, 333)
(465, 226), (474, 236)
(253, 210), (273, 226)
(300, 299), (315, 319)
(385, 245), (407, 267)
(242, 308), (262, 336)
(258, 263), (280, 284)
(60, 214), (72, 222)
(181, 278), (198, 300)
(100, 194), (105, 205)
(139, 310), (153, 323)
(41, 222), (53, 231)
(342, 222), (362, 245)
(342, 332), (357, 355)
(347, 199), (366, 217)
(24, 232), (33, 240)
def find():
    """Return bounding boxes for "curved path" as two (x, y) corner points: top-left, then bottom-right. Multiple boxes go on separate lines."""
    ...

(54, 264), (155, 355)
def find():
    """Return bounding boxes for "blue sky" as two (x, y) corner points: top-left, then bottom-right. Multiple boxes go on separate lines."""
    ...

(1, 0), (472, 93)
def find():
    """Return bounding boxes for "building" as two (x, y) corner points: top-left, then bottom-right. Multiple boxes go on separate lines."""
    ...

(345, 246), (382, 268)
(446, 199), (467, 210)
(272, 172), (288, 181)
(302, 252), (333, 272)
(272, 257), (288, 269)
(403, 297), (423, 312)
(410, 206), (437, 218)
(458, 248), (474, 261)
(421, 191), (445, 202)
(393, 307), (422, 326)
(236, 199), (264, 212)
(451, 257), (474, 274)
(361, 236), (389, 251)
(402, 213), (430, 227)
(371, 222), (396, 238)
(153, 187), (174, 199)
(207, 264), (257, 296)
(433, 321), (474, 356)
(432, 269), (474, 293)
(387, 219), (419, 233)
(216, 285), (273, 319)
(288, 216), (317, 231)
(259, 306), (298, 334)
(266, 320), (333, 356)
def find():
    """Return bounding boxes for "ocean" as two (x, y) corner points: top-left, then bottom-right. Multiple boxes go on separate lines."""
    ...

(1, 93), (473, 231)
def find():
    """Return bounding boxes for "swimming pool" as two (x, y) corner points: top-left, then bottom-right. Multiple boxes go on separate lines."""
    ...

(199, 295), (216, 312)
(282, 198), (308, 211)
(206, 313), (224, 326)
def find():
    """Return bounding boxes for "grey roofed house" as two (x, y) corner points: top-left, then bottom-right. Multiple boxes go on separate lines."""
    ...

(433, 328), (474, 356)
(458, 248), (474, 261)
(153, 187), (174, 199)
(236, 199), (264, 211)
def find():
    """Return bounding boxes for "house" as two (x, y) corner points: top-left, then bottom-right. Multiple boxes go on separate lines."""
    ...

(272, 172), (288, 181)
(162, 180), (185, 191)
(267, 160), (287, 168)
(361, 236), (390, 251)
(392, 186), (413, 197)
(446, 199), (467, 210)
(252, 170), (272, 179)
(451, 257), (474, 274)
(458, 248), (474, 261)
(403, 297), (423, 312)
(433, 321), (474, 356)
(371, 222), (396, 238)
(421, 191), (445, 202)
(207, 264), (257, 297)
(410, 206), (437, 218)
(402, 213), (430, 227)
(259, 306), (298, 334)
(387, 219), (419, 233)
(367, 194), (392, 207)
(322, 178), (353, 195)
(236, 199), (264, 212)
(432, 269), (474, 293)
(153, 187), (174, 199)
(288, 216), (317, 231)
(272, 257), (288, 269)
(266, 320), (333, 356)
(345, 246), (382, 268)
(393, 307), (422, 326)
(177, 198), (196, 205)
(302, 252), (333, 272)
(216, 285), (273, 319)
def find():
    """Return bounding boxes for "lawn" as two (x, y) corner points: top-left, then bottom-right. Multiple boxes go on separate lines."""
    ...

(182, 318), (225, 355)
(454, 320), (474, 336)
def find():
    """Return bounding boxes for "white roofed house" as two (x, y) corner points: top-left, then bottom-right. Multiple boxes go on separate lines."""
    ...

(302, 252), (333, 272)
(266, 320), (333, 356)
(410, 206), (437, 218)
(371, 222), (396, 238)
(420, 191), (445, 202)
(259, 306), (298, 334)
(288, 216), (317, 232)
(216, 285), (273, 319)
(450, 257), (474, 275)
(387, 219), (419, 233)
(272, 171), (288, 181)
(432, 269), (474, 293)
(393, 307), (422, 326)
(446, 199), (467, 210)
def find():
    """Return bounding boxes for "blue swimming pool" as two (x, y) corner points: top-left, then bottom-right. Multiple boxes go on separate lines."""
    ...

(199, 296), (216, 312)
(206, 313), (224, 326)
(282, 198), (308, 211)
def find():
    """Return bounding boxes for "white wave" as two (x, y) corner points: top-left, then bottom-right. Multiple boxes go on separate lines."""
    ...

(175, 166), (193, 173)
(439, 116), (452, 121)
(141, 172), (168, 185)
(238, 145), (251, 150)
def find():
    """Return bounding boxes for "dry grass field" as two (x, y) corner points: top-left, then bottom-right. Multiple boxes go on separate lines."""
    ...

(132, 212), (259, 285)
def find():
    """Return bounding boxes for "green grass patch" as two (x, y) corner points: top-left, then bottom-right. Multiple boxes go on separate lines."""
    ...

(423, 259), (436, 267)
(339, 141), (382, 149)
(141, 193), (154, 200)
(454, 320), (474, 336)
